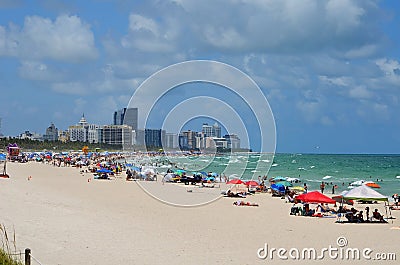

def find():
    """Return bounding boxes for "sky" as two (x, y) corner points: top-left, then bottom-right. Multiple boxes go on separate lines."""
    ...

(0, 0), (399, 154)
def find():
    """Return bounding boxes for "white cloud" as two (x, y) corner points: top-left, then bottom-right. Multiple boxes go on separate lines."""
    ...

(348, 86), (373, 99)
(0, 14), (97, 62)
(319, 76), (352, 87)
(129, 14), (159, 36)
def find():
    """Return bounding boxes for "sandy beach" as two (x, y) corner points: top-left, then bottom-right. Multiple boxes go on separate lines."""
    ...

(1, 161), (399, 265)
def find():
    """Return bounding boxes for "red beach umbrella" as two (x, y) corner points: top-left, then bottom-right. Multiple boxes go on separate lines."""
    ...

(296, 191), (336, 204)
(227, 179), (244, 185)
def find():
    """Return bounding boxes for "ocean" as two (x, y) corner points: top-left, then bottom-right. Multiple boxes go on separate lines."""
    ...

(128, 153), (400, 198)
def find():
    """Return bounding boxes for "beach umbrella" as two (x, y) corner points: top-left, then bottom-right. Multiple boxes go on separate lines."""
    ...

(130, 166), (141, 172)
(276, 180), (293, 187)
(174, 169), (186, 176)
(290, 186), (305, 192)
(296, 191), (336, 204)
(205, 177), (215, 182)
(96, 168), (112, 173)
(227, 179), (244, 185)
(230, 183), (248, 194)
(364, 182), (380, 188)
(245, 180), (259, 186)
(270, 183), (286, 193)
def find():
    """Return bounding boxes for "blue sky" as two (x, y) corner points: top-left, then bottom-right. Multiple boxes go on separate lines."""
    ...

(0, 0), (399, 154)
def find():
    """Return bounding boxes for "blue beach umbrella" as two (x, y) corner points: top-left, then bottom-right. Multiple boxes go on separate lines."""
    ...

(130, 166), (141, 172)
(271, 183), (286, 193)
(97, 168), (112, 173)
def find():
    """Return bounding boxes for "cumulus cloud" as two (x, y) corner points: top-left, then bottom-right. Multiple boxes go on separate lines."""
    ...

(0, 14), (97, 62)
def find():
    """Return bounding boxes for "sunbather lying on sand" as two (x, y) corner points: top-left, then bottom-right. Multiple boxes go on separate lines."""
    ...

(233, 201), (259, 206)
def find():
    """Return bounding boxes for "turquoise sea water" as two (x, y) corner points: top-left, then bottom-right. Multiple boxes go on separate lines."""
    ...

(267, 154), (400, 197)
(138, 153), (400, 198)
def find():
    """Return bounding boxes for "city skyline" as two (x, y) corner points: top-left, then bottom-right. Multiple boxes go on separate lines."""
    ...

(4, 110), (242, 150)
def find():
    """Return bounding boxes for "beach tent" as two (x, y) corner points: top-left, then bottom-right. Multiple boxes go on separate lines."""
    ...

(296, 191), (336, 204)
(341, 185), (390, 222)
(342, 185), (388, 202)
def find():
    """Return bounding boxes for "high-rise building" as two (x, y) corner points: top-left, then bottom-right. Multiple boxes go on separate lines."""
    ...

(164, 133), (179, 149)
(68, 114), (99, 143)
(98, 125), (133, 147)
(179, 134), (189, 150)
(213, 122), (221, 138)
(113, 107), (138, 131)
(201, 122), (221, 138)
(182, 130), (197, 149)
(144, 129), (165, 149)
(43, 123), (58, 141)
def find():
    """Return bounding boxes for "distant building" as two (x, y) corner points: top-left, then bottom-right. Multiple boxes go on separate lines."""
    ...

(58, 130), (70, 143)
(135, 129), (145, 146)
(224, 134), (241, 149)
(144, 129), (165, 149)
(213, 137), (228, 149)
(98, 125), (133, 147)
(113, 107), (138, 131)
(68, 114), (99, 143)
(18, 131), (42, 141)
(164, 133), (179, 149)
(179, 134), (189, 150)
(202, 122), (221, 138)
(43, 123), (58, 141)
(182, 130), (197, 150)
